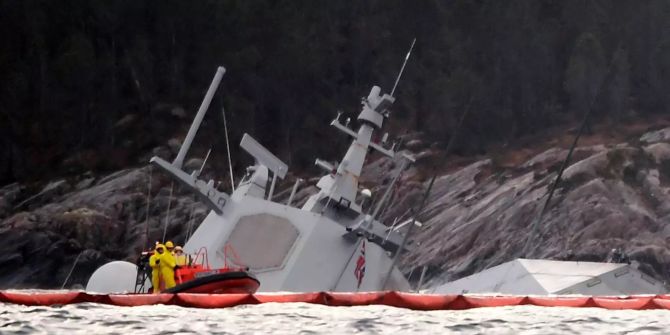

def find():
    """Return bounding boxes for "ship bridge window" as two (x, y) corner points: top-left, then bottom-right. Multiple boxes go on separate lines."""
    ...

(222, 214), (299, 271)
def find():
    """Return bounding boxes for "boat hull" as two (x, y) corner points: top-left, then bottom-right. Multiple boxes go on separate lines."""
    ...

(163, 271), (260, 294)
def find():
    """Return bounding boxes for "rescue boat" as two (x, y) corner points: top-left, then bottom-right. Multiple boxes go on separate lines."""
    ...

(135, 246), (260, 294)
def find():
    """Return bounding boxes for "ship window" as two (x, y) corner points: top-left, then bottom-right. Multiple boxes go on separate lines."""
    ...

(222, 214), (299, 271)
(339, 198), (351, 208)
(641, 274), (656, 285)
(586, 279), (601, 287)
(614, 268), (629, 277)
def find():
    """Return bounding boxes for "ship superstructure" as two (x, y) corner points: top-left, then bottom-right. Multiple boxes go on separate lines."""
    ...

(87, 66), (416, 293)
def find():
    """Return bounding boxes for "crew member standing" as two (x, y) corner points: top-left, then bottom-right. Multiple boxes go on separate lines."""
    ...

(159, 243), (177, 289)
(174, 246), (188, 266)
(149, 244), (165, 293)
(165, 241), (175, 255)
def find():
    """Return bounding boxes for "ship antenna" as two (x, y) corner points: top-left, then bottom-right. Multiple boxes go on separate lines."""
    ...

(390, 38), (416, 97)
(521, 42), (623, 258)
(143, 165), (153, 248)
(196, 147), (212, 177)
(162, 181), (175, 243)
(185, 195), (197, 241)
(222, 106), (236, 192)
(382, 174), (435, 288)
(382, 93), (475, 288)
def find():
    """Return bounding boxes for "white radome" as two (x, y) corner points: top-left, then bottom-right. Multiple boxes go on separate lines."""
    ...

(86, 261), (143, 294)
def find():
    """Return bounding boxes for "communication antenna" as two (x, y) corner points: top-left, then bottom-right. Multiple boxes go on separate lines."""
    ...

(222, 106), (236, 192)
(521, 41), (624, 258)
(390, 38), (416, 97)
(196, 147), (212, 178)
(382, 174), (435, 288)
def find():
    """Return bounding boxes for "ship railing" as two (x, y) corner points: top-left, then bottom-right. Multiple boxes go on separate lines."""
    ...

(191, 246), (210, 270)
(188, 244), (248, 271)
(222, 243), (249, 271)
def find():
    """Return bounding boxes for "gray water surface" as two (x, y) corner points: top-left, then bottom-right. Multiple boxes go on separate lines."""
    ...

(1, 302), (669, 334)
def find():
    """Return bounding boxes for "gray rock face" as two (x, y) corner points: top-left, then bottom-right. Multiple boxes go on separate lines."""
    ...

(640, 128), (670, 144)
(398, 127), (670, 288)
(4, 126), (670, 290)
(0, 167), (207, 289)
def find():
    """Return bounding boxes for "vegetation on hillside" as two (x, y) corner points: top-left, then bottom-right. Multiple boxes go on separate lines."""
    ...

(1, 1), (668, 184)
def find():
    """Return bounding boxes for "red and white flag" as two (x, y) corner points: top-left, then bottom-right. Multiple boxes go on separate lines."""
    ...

(354, 240), (366, 288)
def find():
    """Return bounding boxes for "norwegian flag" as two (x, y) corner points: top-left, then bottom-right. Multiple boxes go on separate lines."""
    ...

(354, 240), (366, 288)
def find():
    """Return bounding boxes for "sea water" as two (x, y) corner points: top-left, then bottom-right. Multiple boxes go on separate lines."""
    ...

(1, 302), (669, 334)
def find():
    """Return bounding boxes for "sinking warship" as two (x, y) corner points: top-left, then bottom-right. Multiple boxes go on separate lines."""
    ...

(87, 56), (667, 296)
(428, 258), (667, 296)
(87, 64), (416, 293)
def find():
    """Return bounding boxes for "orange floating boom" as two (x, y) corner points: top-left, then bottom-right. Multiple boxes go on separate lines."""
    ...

(1, 291), (669, 310)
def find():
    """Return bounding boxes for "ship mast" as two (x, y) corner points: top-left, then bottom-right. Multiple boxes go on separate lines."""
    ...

(304, 39), (416, 216)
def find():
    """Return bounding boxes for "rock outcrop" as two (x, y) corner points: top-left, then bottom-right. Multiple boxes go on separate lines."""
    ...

(0, 166), (207, 289)
(3, 127), (670, 290)
(396, 128), (670, 288)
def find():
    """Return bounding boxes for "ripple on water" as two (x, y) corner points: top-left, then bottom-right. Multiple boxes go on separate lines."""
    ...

(1, 303), (670, 334)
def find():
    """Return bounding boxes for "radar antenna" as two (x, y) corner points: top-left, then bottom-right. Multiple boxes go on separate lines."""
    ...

(390, 38), (416, 97)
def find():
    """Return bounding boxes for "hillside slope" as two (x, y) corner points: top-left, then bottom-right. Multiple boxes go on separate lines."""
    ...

(2, 126), (670, 289)
(395, 127), (670, 288)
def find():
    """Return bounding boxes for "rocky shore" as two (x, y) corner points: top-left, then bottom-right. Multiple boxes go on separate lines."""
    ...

(2, 127), (670, 289)
(400, 127), (670, 288)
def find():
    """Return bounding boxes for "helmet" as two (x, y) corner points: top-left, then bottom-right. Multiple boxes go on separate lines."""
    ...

(165, 241), (174, 249)
(174, 246), (183, 252)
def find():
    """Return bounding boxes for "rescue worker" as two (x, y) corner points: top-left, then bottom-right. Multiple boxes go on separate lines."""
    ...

(174, 246), (189, 266)
(159, 242), (177, 290)
(149, 244), (165, 293)
(165, 241), (175, 255)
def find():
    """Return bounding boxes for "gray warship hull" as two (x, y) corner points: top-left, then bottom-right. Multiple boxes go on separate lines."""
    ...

(428, 258), (667, 296)
(185, 195), (409, 292)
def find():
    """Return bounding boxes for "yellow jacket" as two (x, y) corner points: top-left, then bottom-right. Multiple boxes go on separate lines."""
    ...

(159, 251), (177, 289)
(149, 253), (161, 270)
(174, 254), (189, 266)
(149, 245), (165, 293)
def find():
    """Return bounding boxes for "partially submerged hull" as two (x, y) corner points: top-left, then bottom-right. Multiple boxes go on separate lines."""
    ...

(184, 196), (411, 292)
(429, 258), (668, 296)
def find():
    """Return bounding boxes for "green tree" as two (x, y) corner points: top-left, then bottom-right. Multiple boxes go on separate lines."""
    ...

(651, 39), (670, 112)
(564, 33), (607, 116)
(604, 47), (631, 120)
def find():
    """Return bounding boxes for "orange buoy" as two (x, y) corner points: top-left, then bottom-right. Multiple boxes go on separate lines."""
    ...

(457, 295), (527, 309)
(592, 297), (655, 310)
(255, 292), (326, 304)
(652, 298), (670, 310)
(384, 292), (458, 310)
(107, 294), (174, 306)
(323, 292), (387, 306)
(174, 293), (259, 308)
(527, 296), (592, 308)
(0, 291), (85, 306)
